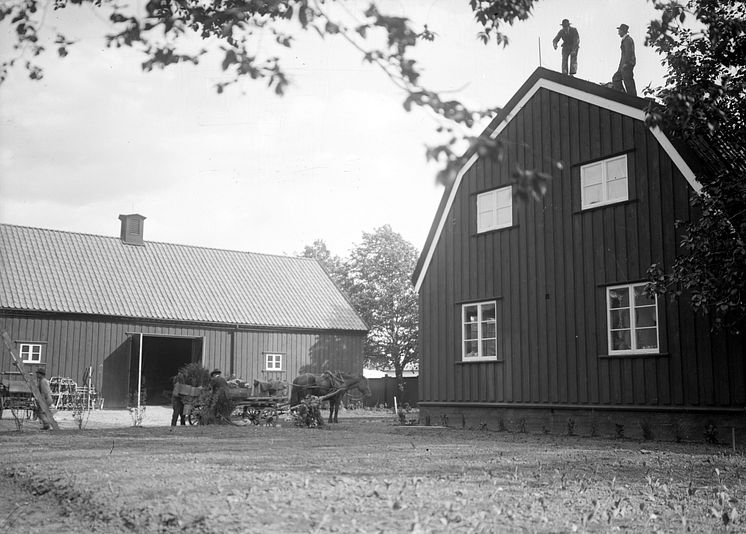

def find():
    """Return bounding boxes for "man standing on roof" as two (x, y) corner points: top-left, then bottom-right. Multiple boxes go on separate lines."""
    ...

(612, 23), (637, 96)
(552, 19), (580, 76)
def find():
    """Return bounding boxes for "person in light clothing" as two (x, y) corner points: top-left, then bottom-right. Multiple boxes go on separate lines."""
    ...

(35, 368), (54, 430)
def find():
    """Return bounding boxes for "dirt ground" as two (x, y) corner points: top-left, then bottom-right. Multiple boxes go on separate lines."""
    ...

(1, 407), (745, 533)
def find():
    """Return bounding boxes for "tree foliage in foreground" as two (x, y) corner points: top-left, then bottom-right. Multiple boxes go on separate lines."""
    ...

(643, 0), (746, 333)
(3, 0), (744, 331)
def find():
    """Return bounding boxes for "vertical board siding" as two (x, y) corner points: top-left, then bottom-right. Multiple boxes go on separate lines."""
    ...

(1, 313), (364, 406)
(417, 90), (746, 409)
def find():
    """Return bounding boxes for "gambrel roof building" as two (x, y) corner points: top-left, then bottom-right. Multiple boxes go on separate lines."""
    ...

(413, 68), (745, 440)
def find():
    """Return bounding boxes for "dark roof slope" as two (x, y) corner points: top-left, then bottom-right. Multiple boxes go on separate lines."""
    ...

(0, 224), (367, 331)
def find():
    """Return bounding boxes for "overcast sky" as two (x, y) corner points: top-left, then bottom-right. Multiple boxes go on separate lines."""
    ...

(0, 0), (671, 257)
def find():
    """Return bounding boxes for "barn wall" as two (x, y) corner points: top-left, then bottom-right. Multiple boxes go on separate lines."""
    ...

(0, 311), (365, 408)
(418, 88), (746, 409)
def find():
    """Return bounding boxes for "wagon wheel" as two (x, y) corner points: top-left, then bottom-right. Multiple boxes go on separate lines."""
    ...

(187, 406), (202, 426)
(260, 407), (278, 426)
(243, 407), (262, 425)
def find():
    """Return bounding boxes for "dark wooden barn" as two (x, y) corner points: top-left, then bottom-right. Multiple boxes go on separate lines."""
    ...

(412, 68), (745, 440)
(0, 215), (367, 408)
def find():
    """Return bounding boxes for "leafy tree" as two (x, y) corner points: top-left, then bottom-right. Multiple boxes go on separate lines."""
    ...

(643, 0), (746, 333)
(344, 225), (419, 387)
(300, 239), (347, 291)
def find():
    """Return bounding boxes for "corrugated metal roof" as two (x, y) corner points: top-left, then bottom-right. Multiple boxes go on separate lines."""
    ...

(0, 224), (367, 331)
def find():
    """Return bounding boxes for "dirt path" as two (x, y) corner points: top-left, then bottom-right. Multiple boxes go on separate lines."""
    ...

(2, 419), (744, 533)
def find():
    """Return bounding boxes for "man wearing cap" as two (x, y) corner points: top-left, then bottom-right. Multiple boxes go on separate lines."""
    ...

(35, 368), (54, 430)
(612, 23), (637, 96)
(552, 19), (580, 76)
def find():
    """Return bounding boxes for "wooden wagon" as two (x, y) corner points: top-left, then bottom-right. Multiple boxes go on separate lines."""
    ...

(182, 381), (290, 426)
(0, 371), (37, 420)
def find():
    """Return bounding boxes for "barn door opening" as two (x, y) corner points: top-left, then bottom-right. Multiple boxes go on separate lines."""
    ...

(130, 335), (203, 406)
(102, 336), (134, 409)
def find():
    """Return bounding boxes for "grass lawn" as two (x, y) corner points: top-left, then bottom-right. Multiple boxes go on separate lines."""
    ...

(1, 417), (745, 533)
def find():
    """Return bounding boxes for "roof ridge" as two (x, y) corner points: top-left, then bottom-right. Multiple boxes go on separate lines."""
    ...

(0, 222), (316, 260)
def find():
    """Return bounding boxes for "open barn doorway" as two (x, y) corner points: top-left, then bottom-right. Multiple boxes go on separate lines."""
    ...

(129, 335), (203, 406)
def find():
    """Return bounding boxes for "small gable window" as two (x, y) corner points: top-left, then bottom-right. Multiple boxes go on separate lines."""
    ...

(20, 343), (43, 363)
(607, 284), (659, 355)
(264, 353), (283, 371)
(477, 186), (512, 233)
(581, 155), (628, 209)
(462, 302), (497, 361)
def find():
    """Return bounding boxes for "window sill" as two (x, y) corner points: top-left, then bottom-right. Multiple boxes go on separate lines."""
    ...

(599, 352), (670, 359)
(474, 224), (518, 237)
(575, 198), (637, 214)
(457, 359), (503, 364)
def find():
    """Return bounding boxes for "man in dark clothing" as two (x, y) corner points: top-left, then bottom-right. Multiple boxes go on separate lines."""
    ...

(552, 19), (580, 76)
(208, 369), (231, 422)
(612, 23), (637, 96)
(171, 382), (186, 426)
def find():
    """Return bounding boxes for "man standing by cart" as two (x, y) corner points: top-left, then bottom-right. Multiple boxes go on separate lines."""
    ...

(35, 368), (54, 430)
(171, 379), (186, 426)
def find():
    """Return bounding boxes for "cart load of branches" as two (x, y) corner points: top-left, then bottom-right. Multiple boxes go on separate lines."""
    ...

(292, 395), (324, 428)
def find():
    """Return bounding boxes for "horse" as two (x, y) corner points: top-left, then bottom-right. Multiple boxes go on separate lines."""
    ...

(290, 371), (371, 423)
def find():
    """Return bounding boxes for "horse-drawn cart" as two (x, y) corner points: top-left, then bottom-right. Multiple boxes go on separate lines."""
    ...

(0, 371), (37, 420)
(184, 380), (290, 426)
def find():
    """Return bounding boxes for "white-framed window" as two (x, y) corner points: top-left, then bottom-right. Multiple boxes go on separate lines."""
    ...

(581, 154), (628, 209)
(477, 186), (512, 233)
(462, 301), (497, 361)
(19, 343), (43, 363)
(264, 353), (283, 371)
(607, 283), (659, 354)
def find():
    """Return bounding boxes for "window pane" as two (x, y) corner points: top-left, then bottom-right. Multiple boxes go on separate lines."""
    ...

(464, 306), (478, 322)
(605, 156), (627, 181)
(582, 163), (603, 185)
(607, 176), (628, 201)
(482, 339), (497, 357)
(477, 191), (495, 212)
(482, 322), (496, 339)
(479, 211), (495, 231)
(481, 303), (496, 321)
(636, 328), (658, 350)
(635, 307), (657, 327)
(464, 341), (479, 358)
(611, 330), (632, 351)
(608, 288), (629, 308)
(583, 183), (603, 205)
(496, 206), (512, 227)
(464, 323), (478, 341)
(496, 187), (511, 207)
(633, 286), (655, 306)
(610, 309), (630, 329)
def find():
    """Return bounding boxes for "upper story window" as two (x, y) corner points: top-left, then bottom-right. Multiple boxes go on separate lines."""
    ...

(462, 301), (497, 361)
(607, 283), (659, 355)
(20, 343), (43, 363)
(581, 154), (628, 209)
(264, 353), (283, 371)
(477, 186), (512, 233)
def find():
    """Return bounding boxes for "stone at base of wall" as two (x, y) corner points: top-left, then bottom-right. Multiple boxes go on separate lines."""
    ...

(418, 405), (746, 445)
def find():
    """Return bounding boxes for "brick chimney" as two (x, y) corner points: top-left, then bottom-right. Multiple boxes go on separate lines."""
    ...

(118, 214), (146, 246)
